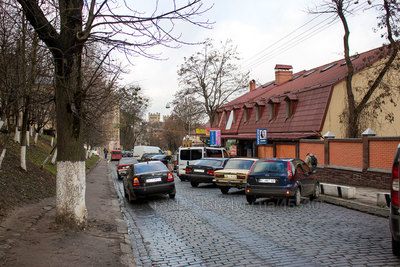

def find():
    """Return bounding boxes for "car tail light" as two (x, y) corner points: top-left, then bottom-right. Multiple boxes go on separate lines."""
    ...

(392, 162), (399, 206)
(133, 177), (140, 186)
(215, 173), (223, 178)
(167, 172), (174, 182)
(185, 167), (192, 174)
(206, 169), (214, 176)
(287, 162), (293, 180)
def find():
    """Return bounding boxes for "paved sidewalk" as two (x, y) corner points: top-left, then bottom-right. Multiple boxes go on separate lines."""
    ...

(319, 185), (391, 218)
(0, 159), (134, 266)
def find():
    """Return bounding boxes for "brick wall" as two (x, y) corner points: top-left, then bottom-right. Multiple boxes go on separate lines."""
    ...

(317, 167), (391, 190)
(276, 144), (296, 158)
(258, 145), (274, 158)
(369, 139), (399, 170)
(299, 141), (324, 164)
(329, 140), (363, 168)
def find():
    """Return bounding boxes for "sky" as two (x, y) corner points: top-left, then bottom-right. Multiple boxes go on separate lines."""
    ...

(118, 0), (385, 121)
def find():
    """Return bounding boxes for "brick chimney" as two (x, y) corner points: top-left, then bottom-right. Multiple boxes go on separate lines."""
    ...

(275, 64), (293, 86)
(249, 79), (256, 91)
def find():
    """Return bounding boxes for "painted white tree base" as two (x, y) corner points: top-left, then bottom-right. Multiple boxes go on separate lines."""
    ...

(56, 161), (87, 226)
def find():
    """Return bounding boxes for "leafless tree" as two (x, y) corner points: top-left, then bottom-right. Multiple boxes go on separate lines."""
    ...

(14, 0), (211, 228)
(310, 0), (399, 137)
(177, 39), (249, 126)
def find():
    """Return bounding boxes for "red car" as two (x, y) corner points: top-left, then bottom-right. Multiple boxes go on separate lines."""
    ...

(117, 157), (139, 180)
(111, 150), (122, 161)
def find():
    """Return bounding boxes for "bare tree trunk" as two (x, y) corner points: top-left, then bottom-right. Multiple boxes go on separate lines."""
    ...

(51, 137), (54, 147)
(0, 148), (6, 169)
(41, 145), (56, 169)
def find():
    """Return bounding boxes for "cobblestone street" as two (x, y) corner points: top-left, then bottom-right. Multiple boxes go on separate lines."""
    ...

(110, 164), (400, 266)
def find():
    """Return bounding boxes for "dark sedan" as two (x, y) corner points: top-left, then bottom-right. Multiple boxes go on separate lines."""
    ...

(150, 154), (172, 166)
(390, 143), (400, 256)
(185, 157), (229, 187)
(245, 158), (319, 205)
(140, 153), (161, 162)
(123, 161), (176, 202)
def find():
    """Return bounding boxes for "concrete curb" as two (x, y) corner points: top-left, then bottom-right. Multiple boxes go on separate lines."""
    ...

(319, 195), (390, 218)
(106, 160), (136, 267)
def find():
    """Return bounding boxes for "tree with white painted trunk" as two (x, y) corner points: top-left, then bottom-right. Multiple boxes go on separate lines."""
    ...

(15, 0), (211, 228)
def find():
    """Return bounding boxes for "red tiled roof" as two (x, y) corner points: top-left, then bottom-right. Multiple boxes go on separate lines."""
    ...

(216, 45), (392, 140)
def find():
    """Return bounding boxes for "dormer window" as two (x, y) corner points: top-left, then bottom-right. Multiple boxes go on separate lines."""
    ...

(284, 94), (298, 119)
(269, 103), (276, 120)
(286, 100), (293, 118)
(226, 110), (234, 130)
(256, 105), (260, 121)
(244, 107), (248, 122)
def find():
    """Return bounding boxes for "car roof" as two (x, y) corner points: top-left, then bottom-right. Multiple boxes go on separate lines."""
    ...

(228, 158), (258, 161)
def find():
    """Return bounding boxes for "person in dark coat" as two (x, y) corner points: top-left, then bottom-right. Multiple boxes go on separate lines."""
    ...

(104, 147), (108, 159)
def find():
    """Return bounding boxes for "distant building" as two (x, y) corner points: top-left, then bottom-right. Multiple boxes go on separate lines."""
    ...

(148, 112), (161, 124)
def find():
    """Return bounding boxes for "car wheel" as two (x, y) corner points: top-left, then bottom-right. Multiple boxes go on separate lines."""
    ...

(220, 187), (230, 194)
(392, 237), (400, 256)
(179, 176), (186, 181)
(310, 183), (320, 201)
(127, 190), (136, 203)
(169, 193), (176, 199)
(117, 173), (121, 180)
(246, 195), (256, 204)
(293, 188), (301, 206)
(190, 182), (199, 187)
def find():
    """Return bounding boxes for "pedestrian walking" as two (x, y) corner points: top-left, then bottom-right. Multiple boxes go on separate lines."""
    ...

(104, 147), (108, 159)
(305, 153), (317, 170)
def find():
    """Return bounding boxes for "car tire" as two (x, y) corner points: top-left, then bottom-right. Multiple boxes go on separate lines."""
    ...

(220, 187), (230, 194)
(117, 173), (121, 180)
(179, 176), (186, 181)
(191, 182), (199, 187)
(123, 185), (129, 199)
(310, 183), (320, 201)
(169, 193), (176, 199)
(246, 195), (256, 204)
(392, 237), (400, 256)
(293, 188), (301, 206)
(127, 191), (136, 203)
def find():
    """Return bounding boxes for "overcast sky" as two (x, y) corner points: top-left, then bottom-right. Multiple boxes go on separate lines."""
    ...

(118, 0), (385, 121)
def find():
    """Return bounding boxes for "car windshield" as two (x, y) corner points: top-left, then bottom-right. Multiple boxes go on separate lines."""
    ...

(251, 161), (287, 173)
(134, 162), (169, 174)
(112, 151), (121, 154)
(119, 158), (138, 165)
(224, 159), (255, 170)
(193, 159), (224, 168)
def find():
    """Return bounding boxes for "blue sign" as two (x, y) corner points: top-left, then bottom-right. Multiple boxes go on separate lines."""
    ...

(210, 130), (221, 146)
(257, 129), (268, 145)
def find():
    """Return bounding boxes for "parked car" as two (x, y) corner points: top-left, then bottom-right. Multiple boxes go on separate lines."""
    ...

(185, 157), (229, 187)
(245, 158), (319, 205)
(150, 154), (172, 166)
(117, 157), (139, 180)
(214, 158), (258, 194)
(126, 150), (134, 157)
(390, 143), (400, 256)
(178, 146), (229, 181)
(111, 150), (122, 161)
(140, 153), (161, 162)
(123, 161), (176, 202)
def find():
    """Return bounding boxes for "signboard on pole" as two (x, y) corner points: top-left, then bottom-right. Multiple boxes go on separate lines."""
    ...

(257, 129), (268, 145)
(210, 130), (221, 146)
(230, 145), (237, 156)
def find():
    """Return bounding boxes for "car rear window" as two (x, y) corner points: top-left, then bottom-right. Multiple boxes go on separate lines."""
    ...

(193, 159), (224, 168)
(134, 162), (169, 174)
(120, 158), (138, 165)
(112, 151), (121, 155)
(180, 149), (203, 161)
(251, 161), (287, 173)
(205, 149), (223, 158)
(225, 159), (255, 170)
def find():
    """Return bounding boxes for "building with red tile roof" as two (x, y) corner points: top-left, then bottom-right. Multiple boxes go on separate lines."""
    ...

(210, 45), (399, 157)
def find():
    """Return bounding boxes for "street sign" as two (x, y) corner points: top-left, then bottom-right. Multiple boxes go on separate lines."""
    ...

(257, 129), (268, 145)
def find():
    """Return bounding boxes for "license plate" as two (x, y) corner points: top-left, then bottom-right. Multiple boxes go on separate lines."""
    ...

(259, 178), (276, 183)
(225, 174), (237, 179)
(147, 177), (162, 183)
(194, 169), (204, 173)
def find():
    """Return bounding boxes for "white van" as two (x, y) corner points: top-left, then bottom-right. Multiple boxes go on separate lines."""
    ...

(178, 146), (229, 181)
(133, 146), (163, 160)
